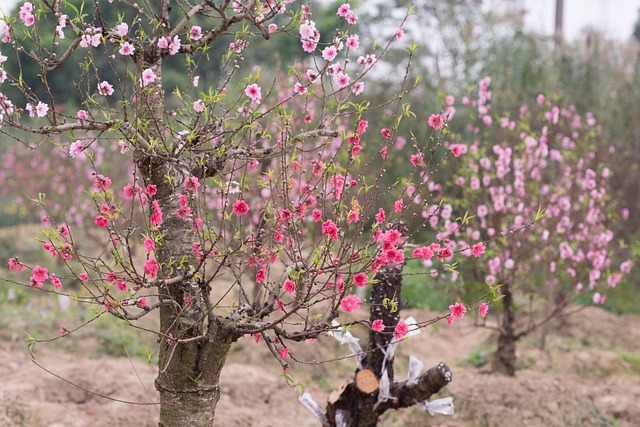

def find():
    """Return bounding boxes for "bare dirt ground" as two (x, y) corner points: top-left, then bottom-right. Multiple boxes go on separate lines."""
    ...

(1, 306), (639, 427)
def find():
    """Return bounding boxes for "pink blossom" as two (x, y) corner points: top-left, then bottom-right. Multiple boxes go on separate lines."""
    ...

(116, 23), (128, 37)
(340, 294), (361, 313)
(337, 3), (351, 17)
(193, 99), (204, 113)
(145, 184), (157, 196)
(94, 174), (112, 191)
(479, 302), (489, 318)
(31, 265), (48, 282)
(50, 274), (62, 290)
(150, 200), (163, 226)
(256, 268), (267, 283)
(168, 35), (181, 55)
(358, 120), (369, 134)
(232, 199), (249, 216)
(69, 140), (85, 158)
(428, 114), (444, 129)
(279, 347), (289, 360)
(119, 42), (135, 56)
(394, 199), (403, 212)
(141, 68), (156, 87)
(284, 279), (296, 294)
(394, 321), (408, 340)
(449, 144), (463, 157)
(8, 257), (24, 272)
(294, 82), (307, 95)
(376, 208), (385, 224)
(395, 27), (405, 40)
(312, 209), (322, 222)
(334, 72), (350, 88)
(138, 297), (147, 307)
(352, 81), (365, 95)
(144, 259), (159, 278)
(34, 102), (48, 117)
(76, 110), (88, 120)
(449, 301), (467, 319)
(79, 272), (89, 282)
(184, 176), (200, 191)
(189, 25), (203, 40)
(471, 242), (485, 257)
(346, 34), (359, 49)
(97, 81), (114, 96)
(143, 238), (155, 253)
(268, 24), (277, 33)
(245, 83), (262, 103)
(371, 319), (385, 332)
(94, 215), (108, 228)
(322, 45), (337, 61)
(321, 220), (339, 241)
(353, 273), (368, 287)
(123, 183), (140, 199)
(381, 128), (392, 139)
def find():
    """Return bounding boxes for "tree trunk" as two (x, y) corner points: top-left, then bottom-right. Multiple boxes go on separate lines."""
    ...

(133, 48), (236, 427)
(492, 283), (517, 376)
(156, 325), (234, 426)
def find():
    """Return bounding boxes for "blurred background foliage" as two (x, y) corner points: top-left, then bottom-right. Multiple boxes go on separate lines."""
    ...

(1, 0), (639, 317)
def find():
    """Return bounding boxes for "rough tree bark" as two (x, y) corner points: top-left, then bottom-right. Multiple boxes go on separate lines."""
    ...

(492, 283), (517, 376)
(132, 45), (237, 427)
(325, 251), (452, 426)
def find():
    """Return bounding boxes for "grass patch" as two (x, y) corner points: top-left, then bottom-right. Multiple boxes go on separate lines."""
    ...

(620, 351), (640, 374)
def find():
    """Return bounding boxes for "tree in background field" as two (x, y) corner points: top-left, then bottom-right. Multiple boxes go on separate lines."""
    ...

(437, 78), (631, 375)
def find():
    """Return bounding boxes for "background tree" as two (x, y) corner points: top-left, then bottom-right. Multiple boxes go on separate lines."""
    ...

(436, 78), (631, 375)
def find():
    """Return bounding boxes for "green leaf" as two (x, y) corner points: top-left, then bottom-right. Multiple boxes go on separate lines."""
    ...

(534, 205), (548, 222)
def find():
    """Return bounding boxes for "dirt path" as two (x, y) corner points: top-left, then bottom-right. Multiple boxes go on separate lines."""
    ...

(1, 307), (639, 426)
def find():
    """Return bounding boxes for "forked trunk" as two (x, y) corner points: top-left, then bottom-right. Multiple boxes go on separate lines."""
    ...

(325, 229), (453, 426)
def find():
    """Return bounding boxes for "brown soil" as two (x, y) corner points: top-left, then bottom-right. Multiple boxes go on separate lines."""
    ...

(1, 306), (639, 427)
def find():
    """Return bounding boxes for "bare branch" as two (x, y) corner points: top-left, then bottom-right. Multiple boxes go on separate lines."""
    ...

(169, 4), (204, 38)
(46, 37), (81, 72)
(179, 12), (249, 55)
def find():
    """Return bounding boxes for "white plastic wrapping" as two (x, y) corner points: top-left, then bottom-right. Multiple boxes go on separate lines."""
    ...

(407, 355), (424, 385)
(373, 369), (392, 409)
(298, 393), (329, 425)
(417, 396), (455, 416)
(335, 409), (348, 427)
(403, 316), (421, 338)
(328, 320), (364, 368)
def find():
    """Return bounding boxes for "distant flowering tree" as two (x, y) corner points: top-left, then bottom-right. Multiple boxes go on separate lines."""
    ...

(437, 78), (631, 375)
(0, 1), (497, 426)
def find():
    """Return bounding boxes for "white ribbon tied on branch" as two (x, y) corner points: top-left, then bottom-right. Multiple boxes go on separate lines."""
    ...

(417, 396), (455, 416)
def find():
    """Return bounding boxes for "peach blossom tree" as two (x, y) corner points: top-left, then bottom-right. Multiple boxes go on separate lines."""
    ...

(0, 1), (491, 426)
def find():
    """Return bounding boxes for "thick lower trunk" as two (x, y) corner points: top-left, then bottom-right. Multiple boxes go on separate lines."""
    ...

(158, 386), (219, 426)
(492, 283), (517, 376)
(156, 325), (233, 427)
(492, 331), (517, 376)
